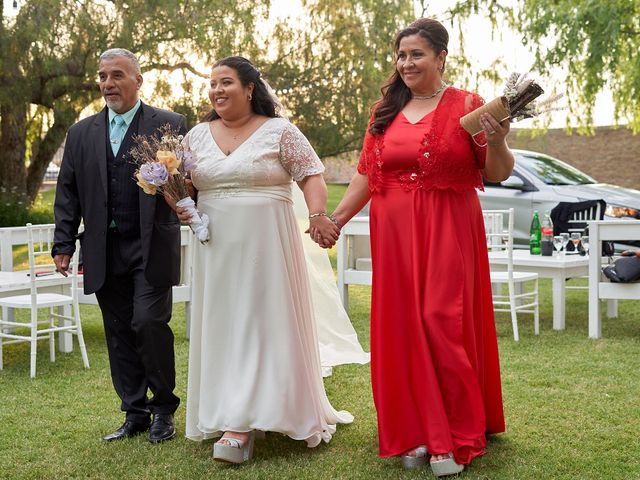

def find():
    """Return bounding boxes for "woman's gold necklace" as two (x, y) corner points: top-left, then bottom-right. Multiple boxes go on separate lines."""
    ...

(412, 81), (447, 100)
(221, 117), (253, 154)
(221, 116), (254, 140)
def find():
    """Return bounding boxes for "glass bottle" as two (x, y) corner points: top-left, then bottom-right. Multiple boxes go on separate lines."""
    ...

(529, 210), (541, 255)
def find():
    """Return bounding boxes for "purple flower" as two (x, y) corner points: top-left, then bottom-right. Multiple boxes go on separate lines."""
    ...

(140, 162), (168, 186)
(182, 151), (198, 172)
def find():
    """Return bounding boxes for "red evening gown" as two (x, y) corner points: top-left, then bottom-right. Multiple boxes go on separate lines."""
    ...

(357, 87), (505, 465)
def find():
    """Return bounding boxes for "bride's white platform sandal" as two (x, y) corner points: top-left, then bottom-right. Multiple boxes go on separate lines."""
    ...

(430, 453), (464, 477)
(401, 445), (428, 469)
(213, 431), (256, 464)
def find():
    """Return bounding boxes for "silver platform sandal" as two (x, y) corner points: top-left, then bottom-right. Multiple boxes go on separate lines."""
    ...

(430, 453), (464, 477)
(213, 431), (256, 464)
(401, 445), (428, 469)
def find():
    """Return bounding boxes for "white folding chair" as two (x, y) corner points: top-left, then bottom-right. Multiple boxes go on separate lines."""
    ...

(484, 209), (539, 341)
(567, 201), (602, 234)
(0, 223), (89, 377)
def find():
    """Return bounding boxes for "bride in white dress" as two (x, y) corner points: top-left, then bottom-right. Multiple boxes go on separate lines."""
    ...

(178, 56), (353, 463)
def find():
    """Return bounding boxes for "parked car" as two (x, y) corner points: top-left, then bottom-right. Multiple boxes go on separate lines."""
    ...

(478, 149), (640, 246)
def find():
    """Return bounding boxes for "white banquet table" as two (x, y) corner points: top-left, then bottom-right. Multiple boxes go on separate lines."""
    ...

(487, 250), (614, 331)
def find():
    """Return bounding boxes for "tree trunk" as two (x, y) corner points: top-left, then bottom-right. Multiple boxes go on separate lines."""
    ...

(26, 105), (78, 202)
(0, 103), (28, 196)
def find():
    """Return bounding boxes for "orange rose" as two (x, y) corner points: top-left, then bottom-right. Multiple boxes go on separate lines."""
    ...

(135, 171), (158, 195)
(156, 150), (181, 175)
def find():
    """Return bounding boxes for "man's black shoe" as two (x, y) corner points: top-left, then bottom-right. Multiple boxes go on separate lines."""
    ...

(102, 420), (150, 442)
(149, 413), (176, 443)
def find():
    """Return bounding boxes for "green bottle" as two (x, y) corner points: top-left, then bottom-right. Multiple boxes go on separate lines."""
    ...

(529, 210), (541, 255)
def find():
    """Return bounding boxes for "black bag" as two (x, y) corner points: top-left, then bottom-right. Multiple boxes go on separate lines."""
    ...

(602, 255), (640, 283)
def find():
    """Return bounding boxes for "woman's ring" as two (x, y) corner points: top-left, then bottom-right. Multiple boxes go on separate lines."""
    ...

(488, 129), (496, 135)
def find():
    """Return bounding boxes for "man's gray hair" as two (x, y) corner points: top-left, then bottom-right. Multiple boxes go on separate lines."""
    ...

(99, 48), (141, 73)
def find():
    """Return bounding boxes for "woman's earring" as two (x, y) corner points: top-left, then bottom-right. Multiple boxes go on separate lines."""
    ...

(248, 94), (252, 101)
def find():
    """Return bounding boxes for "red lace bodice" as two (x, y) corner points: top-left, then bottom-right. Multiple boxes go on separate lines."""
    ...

(357, 87), (488, 193)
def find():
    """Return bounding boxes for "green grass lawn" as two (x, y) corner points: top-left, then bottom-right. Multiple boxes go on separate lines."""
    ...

(1, 185), (639, 479)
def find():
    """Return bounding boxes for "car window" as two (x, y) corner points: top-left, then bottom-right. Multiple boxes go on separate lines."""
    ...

(517, 153), (596, 186)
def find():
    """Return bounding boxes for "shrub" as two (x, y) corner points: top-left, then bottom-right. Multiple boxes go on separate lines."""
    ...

(0, 187), (55, 227)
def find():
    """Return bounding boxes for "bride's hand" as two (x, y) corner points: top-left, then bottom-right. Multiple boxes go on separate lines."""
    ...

(164, 192), (192, 223)
(176, 205), (193, 224)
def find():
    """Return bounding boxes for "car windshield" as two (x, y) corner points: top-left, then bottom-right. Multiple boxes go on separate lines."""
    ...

(517, 153), (597, 186)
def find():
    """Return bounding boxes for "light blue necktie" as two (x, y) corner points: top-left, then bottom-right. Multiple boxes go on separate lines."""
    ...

(110, 114), (127, 156)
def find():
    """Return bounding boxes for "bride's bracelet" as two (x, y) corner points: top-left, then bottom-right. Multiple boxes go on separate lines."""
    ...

(308, 212), (327, 219)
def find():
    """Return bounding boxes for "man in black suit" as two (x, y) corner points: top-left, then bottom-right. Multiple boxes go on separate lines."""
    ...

(53, 48), (187, 443)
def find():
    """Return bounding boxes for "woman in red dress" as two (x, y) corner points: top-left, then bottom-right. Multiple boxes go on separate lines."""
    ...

(329, 18), (514, 476)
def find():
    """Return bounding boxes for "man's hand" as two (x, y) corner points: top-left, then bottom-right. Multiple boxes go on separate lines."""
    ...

(54, 254), (71, 277)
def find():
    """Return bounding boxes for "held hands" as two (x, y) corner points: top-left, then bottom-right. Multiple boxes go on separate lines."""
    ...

(308, 215), (340, 249)
(53, 254), (71, 277)
(480, 113), (510, 147)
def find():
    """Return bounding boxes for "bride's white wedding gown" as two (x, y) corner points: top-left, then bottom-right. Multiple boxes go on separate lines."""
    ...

(184, 118), (353, 446)
(291, 185), (369, 377)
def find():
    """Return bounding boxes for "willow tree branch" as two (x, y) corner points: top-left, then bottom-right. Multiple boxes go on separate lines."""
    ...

(143, 62), (209, 78)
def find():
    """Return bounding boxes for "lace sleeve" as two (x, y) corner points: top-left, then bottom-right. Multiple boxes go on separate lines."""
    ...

(279, 122), (325, 181)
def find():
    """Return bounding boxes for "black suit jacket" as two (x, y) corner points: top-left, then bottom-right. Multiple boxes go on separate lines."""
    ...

(53, 102), (188, 294)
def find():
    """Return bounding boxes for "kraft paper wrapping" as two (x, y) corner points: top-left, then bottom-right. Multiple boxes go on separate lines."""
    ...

(459, 96), (511, 136)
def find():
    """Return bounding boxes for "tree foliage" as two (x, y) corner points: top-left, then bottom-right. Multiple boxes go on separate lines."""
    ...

(0, 0), (414, 202)
(517, 0), (640, 132)
(0, 0), (271, 202)
(448, 0), (640, 132)
(266, 0), (414, 158)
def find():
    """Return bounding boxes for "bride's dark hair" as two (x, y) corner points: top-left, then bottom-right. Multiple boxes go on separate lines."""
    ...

(369, 18), (449, 135)
(203, 56), (279, 121)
